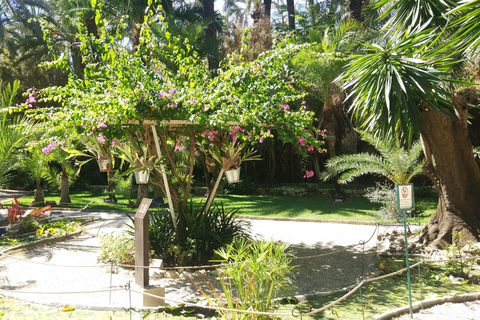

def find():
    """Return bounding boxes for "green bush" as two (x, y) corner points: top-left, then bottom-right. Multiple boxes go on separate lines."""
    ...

(125, 202), (249, 265)
(98, 232), (135, 265)
(178, 201), (250, 265)
(204, 238), (295, 320)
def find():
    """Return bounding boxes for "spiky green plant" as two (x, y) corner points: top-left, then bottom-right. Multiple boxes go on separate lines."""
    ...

(321, 131), (424, 185)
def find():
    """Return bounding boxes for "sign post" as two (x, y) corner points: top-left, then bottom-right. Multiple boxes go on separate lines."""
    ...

(135, 198), (152, 288)
(395, 183), (415, 318)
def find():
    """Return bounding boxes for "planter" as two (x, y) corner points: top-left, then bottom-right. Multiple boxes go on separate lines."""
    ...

(134, 169), (150, 185)
(225, 167), (241, 184)
(97, 158), (112, 172)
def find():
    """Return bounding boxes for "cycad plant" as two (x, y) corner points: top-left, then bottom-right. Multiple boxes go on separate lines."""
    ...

(321, 131), (424, 185)
(322, 131), (424, 220)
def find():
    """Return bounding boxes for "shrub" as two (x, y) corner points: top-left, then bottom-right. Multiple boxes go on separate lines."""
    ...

(364, 183), (400, 221)
(125, 202), (250, 266)
(178, 201), (250, 265)
(201, 238), (295, 320)
(98, 232), (135, 266)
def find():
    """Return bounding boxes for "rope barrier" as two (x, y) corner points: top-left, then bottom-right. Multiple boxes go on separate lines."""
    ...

(0, 288), (125, 295)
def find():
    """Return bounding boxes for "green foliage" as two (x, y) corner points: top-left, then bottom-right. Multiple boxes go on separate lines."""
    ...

(444, 231), (480, 278)
(125, 202), (248, 265)
(98, 232), (135, 266)
(178, 201), (250, 265)
(364, 182), (399, 222)
(321, 131), (424, 184)
(111, 171), (133, 202)
(205, 238), (295, 319)
(341, 27), (455, 141)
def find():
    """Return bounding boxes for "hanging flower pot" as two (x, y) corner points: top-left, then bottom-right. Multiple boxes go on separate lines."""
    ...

(97, 157), (112, 172)
(225, 167), (241, 184)
(134, 169), (150, 185)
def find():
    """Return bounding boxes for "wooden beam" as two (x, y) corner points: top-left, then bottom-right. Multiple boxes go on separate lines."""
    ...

(151, 125), (178, 232)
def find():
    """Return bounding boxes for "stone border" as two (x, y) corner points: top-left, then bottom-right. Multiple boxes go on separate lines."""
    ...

(0, 230), (83, 256)
(374, 292), (480, 320)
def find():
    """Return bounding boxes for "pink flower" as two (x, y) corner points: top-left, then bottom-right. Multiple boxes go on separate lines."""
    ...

(259, 138), (264, 143)
(111, 139), (118, 146)
(299, 137), (305, 146)
(42, 147), (50, 154)
(232, 136), (237, 143)
(98, 123), (107, 129)
(82, 125), (88, 129)
(97, 134), (106, 144)
(303, 170), (314, 179)
(169, 88), (177, 95)
(26, 94), (36, 104)
(140, 94), (144, 99)
(307, 146), (314, 152)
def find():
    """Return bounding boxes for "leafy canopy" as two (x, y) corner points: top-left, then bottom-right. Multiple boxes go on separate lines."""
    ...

(14, 1), (324, 154)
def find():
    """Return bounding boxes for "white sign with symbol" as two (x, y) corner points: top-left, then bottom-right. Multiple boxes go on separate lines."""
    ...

(395, 183), (415, 211)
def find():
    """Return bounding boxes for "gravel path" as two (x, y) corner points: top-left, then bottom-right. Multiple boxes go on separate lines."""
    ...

(393, 300), (480, 320)
(0, 212), (385, 310)
(1, 211), (478, 319)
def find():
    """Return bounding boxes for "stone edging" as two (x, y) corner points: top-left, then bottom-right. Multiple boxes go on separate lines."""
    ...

(238, 215), (398, 226)
(0, 230), (83, 256)
(374, 292), (480, 320)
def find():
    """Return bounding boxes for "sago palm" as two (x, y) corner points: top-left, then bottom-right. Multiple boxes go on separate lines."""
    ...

(321, 132), (424, 185)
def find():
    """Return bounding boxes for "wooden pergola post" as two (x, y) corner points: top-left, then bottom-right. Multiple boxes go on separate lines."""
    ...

(150, 125), (178, 232)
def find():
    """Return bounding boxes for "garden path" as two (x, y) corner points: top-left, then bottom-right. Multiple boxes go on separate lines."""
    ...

(0, 210), (392, 310)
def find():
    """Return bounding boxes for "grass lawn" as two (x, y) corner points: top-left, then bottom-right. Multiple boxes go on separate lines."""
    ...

(16, 191), (437, 224)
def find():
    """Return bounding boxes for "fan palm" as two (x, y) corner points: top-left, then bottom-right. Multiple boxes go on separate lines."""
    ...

(321, 132), (424, 185)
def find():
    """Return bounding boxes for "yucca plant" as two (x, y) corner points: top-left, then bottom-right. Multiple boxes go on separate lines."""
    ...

(197, 238), (295, 320)
(321, 131), (424, 185)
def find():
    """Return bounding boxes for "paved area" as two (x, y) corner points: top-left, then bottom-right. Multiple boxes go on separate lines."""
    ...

(0, 209), (394, 310)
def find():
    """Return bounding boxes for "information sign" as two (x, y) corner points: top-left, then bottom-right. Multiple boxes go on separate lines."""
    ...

(395, 183), (415, 211)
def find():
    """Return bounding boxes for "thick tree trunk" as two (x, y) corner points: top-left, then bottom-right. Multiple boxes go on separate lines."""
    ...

(417, 94), (480, 248)
(34, 181), (44, 205)
(59, 168), (71, 204)
(287, 0), (295, 30)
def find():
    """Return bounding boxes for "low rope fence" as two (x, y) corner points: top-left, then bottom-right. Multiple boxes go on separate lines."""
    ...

(1, 222), (478, 319)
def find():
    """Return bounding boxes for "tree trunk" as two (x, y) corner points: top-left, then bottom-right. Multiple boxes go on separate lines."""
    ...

(349, 0), (364, 22)
(287, 0), (295, 30)
(34, 181), (44, 205)
(263, 0), (272, 19)
(202, 0), (219, 72)
(417, 93), (480, 248)
(136, 183), (149, 207)
(59, 168), (71, 204)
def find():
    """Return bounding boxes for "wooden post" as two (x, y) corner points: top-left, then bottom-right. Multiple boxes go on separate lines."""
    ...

(135, 198), (152, 288)
(150, 125), (178, 232)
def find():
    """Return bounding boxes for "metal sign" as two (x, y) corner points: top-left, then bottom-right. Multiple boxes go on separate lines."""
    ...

(395, 183), (415, 211)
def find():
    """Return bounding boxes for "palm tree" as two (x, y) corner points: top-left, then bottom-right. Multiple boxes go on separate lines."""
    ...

(46, 147), (77, 204)
(321, 132), (424, 185)
(0, 80), (33, 186)
(20, 148), (49, 205)
(342, 0), (480, 247)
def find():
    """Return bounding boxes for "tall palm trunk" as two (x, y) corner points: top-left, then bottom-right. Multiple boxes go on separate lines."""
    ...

(287, 0), (295, 30)
(202, 0), (219, 72)
(60, 168), (71, 204)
